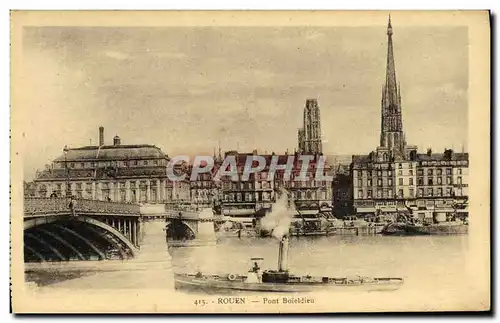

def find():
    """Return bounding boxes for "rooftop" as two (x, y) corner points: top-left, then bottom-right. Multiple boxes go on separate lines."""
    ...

(53, 144), (168, 162)
(352, 151), (469, 165)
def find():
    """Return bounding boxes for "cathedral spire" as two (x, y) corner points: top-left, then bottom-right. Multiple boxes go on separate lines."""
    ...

(380, 15), (406, 158)
(385, 15), (398, 109)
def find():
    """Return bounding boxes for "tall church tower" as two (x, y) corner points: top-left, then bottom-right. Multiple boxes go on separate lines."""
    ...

(380, 16), (406, 159)
(298, 98), (323, 154)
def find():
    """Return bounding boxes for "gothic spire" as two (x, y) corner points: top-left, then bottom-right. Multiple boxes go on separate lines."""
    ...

(380, 15), (406, 157)
(385, 14), (398, 110)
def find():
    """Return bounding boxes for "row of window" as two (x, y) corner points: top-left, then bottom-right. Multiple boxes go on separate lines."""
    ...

(357, 187), (463, 199)
(420, 160), (468, 166)
(39, 180), (165, 192)
(356, 176), (463, 187)
(224, 190), (328, 202)
(222, 180), (329, 191)
(47, 187), (163, 202)
(224, 192), (271, 202)
(418, 177), (462, 186)
(191, 181), (214, 188)
(357, 178), (413, 187)
(57, 159), (165, 169)
(357, 168), (463, 178)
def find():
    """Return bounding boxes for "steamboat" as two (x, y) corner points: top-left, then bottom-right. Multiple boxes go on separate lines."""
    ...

(174, 235), (404, 293)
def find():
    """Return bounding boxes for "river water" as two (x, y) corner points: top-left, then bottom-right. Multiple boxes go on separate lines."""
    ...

(26, 234), (470, 295)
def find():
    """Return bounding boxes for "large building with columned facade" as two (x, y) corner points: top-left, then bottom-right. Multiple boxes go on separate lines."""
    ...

(32, 126), (190, 204)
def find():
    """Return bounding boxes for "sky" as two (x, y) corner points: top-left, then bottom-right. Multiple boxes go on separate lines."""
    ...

(18, 22), (468, 181)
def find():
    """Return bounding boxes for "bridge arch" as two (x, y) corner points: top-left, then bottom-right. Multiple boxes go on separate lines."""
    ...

(165, 219), (196, 240)
(24, 215), (138, 262)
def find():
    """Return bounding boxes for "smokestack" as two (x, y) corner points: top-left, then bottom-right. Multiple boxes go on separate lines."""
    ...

(99, 126), (104, 146)
(113, 135), (121, 146)
(277, 235), (290, 272)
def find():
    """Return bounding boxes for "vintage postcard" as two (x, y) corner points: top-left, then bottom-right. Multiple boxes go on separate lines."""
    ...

(10, 10), (490, 313)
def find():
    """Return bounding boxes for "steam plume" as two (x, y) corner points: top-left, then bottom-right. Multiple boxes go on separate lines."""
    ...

(260, 189), (296, 240)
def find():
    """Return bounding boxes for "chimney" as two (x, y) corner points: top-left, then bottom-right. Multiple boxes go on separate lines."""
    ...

(113, 135), (121, 146)
(277, 235), (290, 272)
(426, 148), (432, 157)
(444, 148), (453, 160)
(99, 126), (104, 146)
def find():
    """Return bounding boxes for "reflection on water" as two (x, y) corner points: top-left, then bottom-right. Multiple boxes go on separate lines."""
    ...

(26, 235), (469, 296)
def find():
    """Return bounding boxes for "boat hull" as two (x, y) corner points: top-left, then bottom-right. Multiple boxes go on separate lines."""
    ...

(174, 273), (404, 293)
(381, 223), (468, 236)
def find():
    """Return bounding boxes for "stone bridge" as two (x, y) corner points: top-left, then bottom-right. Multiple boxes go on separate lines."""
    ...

(23, 198), (216, 263)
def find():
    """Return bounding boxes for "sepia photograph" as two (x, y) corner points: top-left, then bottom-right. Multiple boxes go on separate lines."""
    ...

(10, 10), (490, 313)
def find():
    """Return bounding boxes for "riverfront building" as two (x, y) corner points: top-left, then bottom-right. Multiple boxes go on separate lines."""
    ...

(349, 17), (469, 221)
(188, 151), (224, 208)
(220, 150), (333, 218)
(220, 97), (332, 219)
(32, 127), (191, 204)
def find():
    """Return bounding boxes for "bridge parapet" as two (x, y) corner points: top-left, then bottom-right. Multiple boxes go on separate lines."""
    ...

(24, 197), (141, 217)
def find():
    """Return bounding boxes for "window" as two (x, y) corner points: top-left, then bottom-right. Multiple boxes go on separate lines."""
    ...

(377, 179), (382, 187)
(368, 171), (372, 177)
(409, 169), (414, 176)
(399, 178), (403, 186)
(144, 160), (148, 166)
(388, 189), (393, 198)
(446, 168), (452, 175)
(446, 177), (452, 185)
(80, 163), (85, 168)
(398, 189), (404, 198)
(427, 169), (433, 176)
(388, 179), (393, 186)
(69, 163), (75, 168)
(357, 171), (362, 177)
(418, 188), (424, 197)
(457, 177), (462, 185)
(154, 160), (159, 165)
(428, 178), (433, 185)
(417, 169), (423, 176)
(437, 177), (442, 185)
(437, 188), (443, 196)
(357, 179), (362, 187)
(367, 179), (372, 186)
(458, 168), (462, 175)
(437, 169), (442, 176)
(398, 170), (402, 176)
(377, 171), (382, 177)
(409, 178), (414, 185)
(409, 188), (415, 197)
(428, 188), (433, 197)
(458, 188), (463, 196)
(398, 163), (402, 169)
(367, 190), (372, 198)
(377, 189), (382, 198)
(446, 188), (453, 196)
(133, 160), (138, 166)
(418, 178), (423, 186)
(388, 170), (392, 176)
